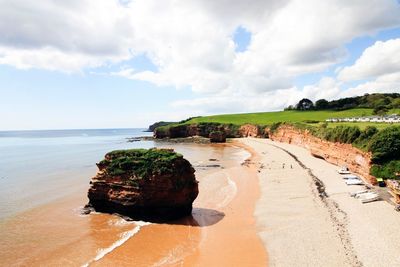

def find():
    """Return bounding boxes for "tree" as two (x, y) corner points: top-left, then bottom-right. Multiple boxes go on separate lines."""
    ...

(295, 98), (314, 110)
(391, 98), (400, 109)
(315, 99), (329, 110)
(369, 126), (400, 163)
(284, 105), (295, 111)
(373, 105), (388, 116)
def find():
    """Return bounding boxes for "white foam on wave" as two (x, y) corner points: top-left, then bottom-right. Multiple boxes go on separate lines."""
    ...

(151, 244), (187, 267)
(216, 172), (237, 209)
(81, 220), (151, 267)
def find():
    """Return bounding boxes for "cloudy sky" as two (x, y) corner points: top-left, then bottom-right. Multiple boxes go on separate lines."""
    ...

(1, 0), (400, 130)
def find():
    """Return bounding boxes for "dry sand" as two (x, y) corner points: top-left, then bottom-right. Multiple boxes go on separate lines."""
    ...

(240, 138), (400, 267)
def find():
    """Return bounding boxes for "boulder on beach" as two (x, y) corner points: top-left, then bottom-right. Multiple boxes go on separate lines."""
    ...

(209, 131), (226, 143)
(87, 148), (199, 221)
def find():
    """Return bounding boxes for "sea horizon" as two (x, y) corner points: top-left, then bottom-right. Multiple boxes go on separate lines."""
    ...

(0, 127), (150, 135)
(0, 128), (154, 219)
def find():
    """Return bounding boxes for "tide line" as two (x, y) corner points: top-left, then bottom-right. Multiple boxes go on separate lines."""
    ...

(82, 220), (151, 267)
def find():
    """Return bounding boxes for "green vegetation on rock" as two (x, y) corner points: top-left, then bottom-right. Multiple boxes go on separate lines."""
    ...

(100, 148), (184, 178)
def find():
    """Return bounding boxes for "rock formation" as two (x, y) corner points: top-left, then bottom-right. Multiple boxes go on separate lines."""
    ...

(146, 121), (174, 132)
(153, 122), (267, 139)
(239, 124), (260, 137)
(87, 148), (199, 221)
(209, 131), (226, 143)
(269, 125), (376, 184)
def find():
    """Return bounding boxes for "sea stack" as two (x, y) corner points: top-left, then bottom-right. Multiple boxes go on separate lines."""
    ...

(87, 148), (199, 221)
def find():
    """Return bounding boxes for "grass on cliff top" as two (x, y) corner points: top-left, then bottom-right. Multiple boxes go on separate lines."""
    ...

(100, 148), (184, 177)
(183, 109), (374, 125)
(170, 108), (399, 130)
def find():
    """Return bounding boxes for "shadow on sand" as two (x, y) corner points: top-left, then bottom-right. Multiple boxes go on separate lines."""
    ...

(83, 206), (225, 226)
(166, 208), (225, 227)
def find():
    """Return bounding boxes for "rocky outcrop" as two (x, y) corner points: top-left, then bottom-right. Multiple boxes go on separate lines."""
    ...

(146, 121), (174, 132)
(269, 125), (376, 184)
(154, 123), (231, 139)
(209, 131), (226, 143)
(239, 124), (260, 137)
(154, 123), (266, 139)
(87, 148), (199, 221)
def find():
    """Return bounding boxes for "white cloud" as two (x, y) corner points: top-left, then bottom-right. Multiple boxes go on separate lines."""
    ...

(0, 0), (134, 71)
(1, 0), (400, 104)
(338, 39), (400, 81)
(171, 79), (342, 115)
(340, 73), (400, 97)
(126, 0), (400, 95)
(334, 38), (400, 98)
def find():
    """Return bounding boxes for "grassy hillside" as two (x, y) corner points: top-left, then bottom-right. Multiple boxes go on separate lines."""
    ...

(185, 108), (374, 125)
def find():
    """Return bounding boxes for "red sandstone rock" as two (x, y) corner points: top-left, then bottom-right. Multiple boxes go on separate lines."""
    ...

(268, 125), (376, 184)
(239, 124), (259, 137)
(87, 149), (199, 221)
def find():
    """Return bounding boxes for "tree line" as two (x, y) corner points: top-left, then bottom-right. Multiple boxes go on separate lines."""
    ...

(285, 93), (400, 114)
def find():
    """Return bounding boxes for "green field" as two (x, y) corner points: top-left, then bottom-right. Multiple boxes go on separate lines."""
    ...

(182, 108), (397, 127)
(185, 108), (374, 125)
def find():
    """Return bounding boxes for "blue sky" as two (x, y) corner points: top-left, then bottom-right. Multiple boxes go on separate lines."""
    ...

(1, 0), (400, 130)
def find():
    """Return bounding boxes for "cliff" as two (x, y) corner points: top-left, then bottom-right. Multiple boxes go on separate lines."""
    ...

(152, 122), (377, 184)
(146, 121), (174, 132)
(87, 148), (199, 221)
(154, 123), (264, 139)
(269, 125), (376, 184)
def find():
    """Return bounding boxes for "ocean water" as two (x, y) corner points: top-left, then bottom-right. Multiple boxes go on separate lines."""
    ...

(0, 128), (154, 219)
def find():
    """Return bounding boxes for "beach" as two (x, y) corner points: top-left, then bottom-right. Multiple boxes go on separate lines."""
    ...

(2, 131), (400, 266)
(240, 138), (400, 267)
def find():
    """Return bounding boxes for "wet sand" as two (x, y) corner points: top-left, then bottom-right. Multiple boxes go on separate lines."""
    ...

(241, 138), (400, 267)
(0, 142), (267, 266)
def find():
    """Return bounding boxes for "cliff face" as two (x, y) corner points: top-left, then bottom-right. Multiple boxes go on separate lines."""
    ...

(239, 124), (260, 137)
(153, 122), (376, 183)
(269, 126), (376, 184)
(154, 123), (264, 139)
(154, 123), (236, 138)
(87, 149), (199, 221)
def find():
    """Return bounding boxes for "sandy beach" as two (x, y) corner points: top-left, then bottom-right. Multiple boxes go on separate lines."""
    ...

(240, 138), (400, 267)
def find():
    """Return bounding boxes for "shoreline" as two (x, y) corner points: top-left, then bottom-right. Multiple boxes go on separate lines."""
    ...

(241, 137), (400, 267)
(4, 135), (400, 266)
(0, 141), (267, 266)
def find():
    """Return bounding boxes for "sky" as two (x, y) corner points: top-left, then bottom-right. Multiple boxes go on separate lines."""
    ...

(1, 0), (400, 130)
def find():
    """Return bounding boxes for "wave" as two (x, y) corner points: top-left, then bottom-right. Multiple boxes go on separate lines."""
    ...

(216, 172), (237, 209)
(82, 220), (151, 267)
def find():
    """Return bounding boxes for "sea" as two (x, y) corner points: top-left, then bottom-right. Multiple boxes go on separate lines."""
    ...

(0, 128), (154, 219)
